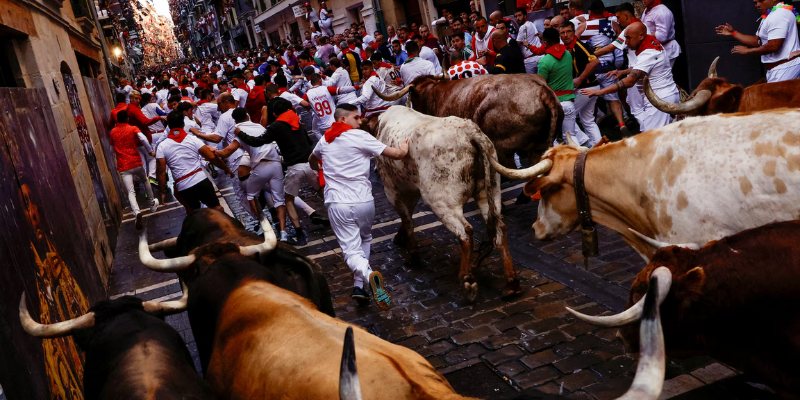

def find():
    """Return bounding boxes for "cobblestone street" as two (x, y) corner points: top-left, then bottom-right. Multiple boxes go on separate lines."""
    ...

(108, 172), (776, 399)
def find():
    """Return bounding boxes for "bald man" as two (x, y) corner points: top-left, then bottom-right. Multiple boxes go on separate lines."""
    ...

(490, 29), (525, 74)
(549, 15), (566, 30)
(580, 22), (677, 131)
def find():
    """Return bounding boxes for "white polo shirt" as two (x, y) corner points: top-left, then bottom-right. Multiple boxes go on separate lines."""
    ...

(311, 129), (386, 204)
(233, 121), (280, 165)
(304, 86), (339, 131)
(399, 57), (436, 85)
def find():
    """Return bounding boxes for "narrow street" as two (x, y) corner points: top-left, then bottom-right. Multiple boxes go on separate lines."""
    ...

(108, 174), (774, 399)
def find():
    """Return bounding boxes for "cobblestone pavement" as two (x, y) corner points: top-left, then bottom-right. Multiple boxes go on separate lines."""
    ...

(108, 171), (778, 399)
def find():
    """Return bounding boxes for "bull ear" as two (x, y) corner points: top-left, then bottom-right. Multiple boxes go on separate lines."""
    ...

(523, 177), (550, 197)
(680, 266), (706, 294)
(708, 85), (743, 114)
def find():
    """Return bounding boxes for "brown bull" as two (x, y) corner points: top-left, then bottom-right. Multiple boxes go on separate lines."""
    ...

(374, 74), (562, 167)
(645, 57), (800, 115)
(569, 221), (800, 399)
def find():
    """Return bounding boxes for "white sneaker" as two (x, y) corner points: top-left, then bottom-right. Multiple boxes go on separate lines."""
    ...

(279, 230), (288, 242)
(150, 198), (160, 213)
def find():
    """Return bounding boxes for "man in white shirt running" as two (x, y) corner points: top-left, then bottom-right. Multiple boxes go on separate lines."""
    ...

(213, 93), (254, 226)
(581, 22), (678, 131)
(399, 41), (437, 85)
(302, 73), (357, 138)
(309, 104), (409, 310)
(217, 108), (291, 242)
(351, 60), (398, 117)
(716, 0), (800, 82)
(156, 111), (231, 212)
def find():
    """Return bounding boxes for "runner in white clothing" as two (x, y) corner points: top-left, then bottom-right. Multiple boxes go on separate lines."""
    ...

(399, 41), (437, 85)
(156, 111), (230, 212)
(212, 93), (254, 225)
(323, 59), (359, 105)
(309, 104), (409, 310)
(640, 0), (681, 66)
(302, 73), (358, 132)
(581, 22), (677, 131)
(216, 108), (291, 241)
(414, 35), (443, 74)
(352, 60), (398, 117)
(716, 0), (800, 82)
(515, 7), (543, 73)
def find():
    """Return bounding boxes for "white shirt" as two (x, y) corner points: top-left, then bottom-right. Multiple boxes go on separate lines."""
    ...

(234, 121), (279, 165)
(279, 91), (305, 107)
(419, 46), (443, 74)
(399, 57), (436, 85)
(117, 85), (133, 103)
(231, 87), (249, 108)
(215, 109), (244, 164)
(155, 89), (169, 107)
(184, 116), (201, 133)
(304, 85), (339, 130)
(156, 134), (207, 191)
(632, 45), (678, 100)
(328, 67), (358, 104)
(641, 4), (682, 61)
(247, 79), (256, 89)
(352, 75), (394, 115)
(757, 7), (800, 63)
(141, 102), (166, 133)
(472, 26), (495, 57)
(376, 64), (403, 92)
(195, 102), (220, 134)
(517, 21), (541, 58)
(311, 129), (387, 204)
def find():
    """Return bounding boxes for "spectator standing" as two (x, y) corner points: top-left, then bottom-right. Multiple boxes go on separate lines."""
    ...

(391, 40), (409, 65)
(447, 50), (488, 79)
(716, 0), (800, 82)
(489, 30), (526, 74)
(515, 7), (543, 73)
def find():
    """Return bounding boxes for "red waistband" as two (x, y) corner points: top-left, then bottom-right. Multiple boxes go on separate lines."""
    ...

(554, 89), (575, 96)
(175, 167), (203, 183)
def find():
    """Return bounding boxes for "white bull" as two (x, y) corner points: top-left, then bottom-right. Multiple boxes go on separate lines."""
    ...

(368, 106), (519, 301)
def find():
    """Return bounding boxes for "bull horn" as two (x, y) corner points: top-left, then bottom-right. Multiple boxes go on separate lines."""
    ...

(239, 216), (278, 256)
(373, 85), (411, 102)
(490, 158), (554, 181)
(566, 267), (672, 327)
(628, 228), (701, 251)
(138, 229), (196, 272)
(148, 237), (178, 252)
(644, 77), (712, 115)
(339, 326), (363, 400)
(142, 280), (189, 315)
(707, 56), (719, 79)
(565, 133), (589, 150)
(615, 270), (666, 400)
(19, 293), (96, 337)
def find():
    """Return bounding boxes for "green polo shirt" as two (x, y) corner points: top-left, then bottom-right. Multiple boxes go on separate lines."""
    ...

(538, 51), (576, 102)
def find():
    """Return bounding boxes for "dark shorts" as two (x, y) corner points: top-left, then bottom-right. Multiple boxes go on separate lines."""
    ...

(175, 178), (220, 210)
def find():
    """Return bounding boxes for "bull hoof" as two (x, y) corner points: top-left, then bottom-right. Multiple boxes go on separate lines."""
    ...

(462, 275), (479, 303)
(501, 278), (523, 300)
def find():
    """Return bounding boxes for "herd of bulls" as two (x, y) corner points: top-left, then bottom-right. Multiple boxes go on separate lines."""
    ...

(18, 60), (800, 399)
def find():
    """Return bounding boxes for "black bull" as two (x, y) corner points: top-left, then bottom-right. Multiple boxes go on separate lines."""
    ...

(19, 293), (215, 400)
(375, 74), (563, 168)
(139, 209), (334, 371)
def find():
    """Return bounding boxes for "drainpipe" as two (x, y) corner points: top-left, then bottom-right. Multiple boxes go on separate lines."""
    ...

(372, 0), (385, 34)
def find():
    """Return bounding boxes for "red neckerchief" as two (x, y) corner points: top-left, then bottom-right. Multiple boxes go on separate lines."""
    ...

(545, 43), (567, 60)
(588, 11), (614, 20)
(324, 121), (352, 143)
(645, 0), (661, 11)
(168, 127), (189, 143)
(276, 110), (300, 130)
(564, 37), (577, 51)
(369, 71), (378, 78)
(277, 87), (288, 94)
(341, 47), (352, 55)
(635, 35), (663, 55)
(197, 99), (209, 106)
(236, 83), (250, 93)
(377, 61), (394, 69)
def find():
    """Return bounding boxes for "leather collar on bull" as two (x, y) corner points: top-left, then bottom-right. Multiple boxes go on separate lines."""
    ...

(573, 150), (600, 268)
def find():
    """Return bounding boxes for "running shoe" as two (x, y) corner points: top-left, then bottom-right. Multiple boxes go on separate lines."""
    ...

(150, 198), (160, 213)
(351, 287), (370, 306)
(369, 271), (392, 311)
(279, 230), (288, 242)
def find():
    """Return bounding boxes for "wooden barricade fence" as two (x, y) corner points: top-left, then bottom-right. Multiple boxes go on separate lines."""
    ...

(0, 87), (107, 399)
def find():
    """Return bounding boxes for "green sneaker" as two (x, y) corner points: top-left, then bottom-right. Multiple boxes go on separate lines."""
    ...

(369, 271), (391, 311)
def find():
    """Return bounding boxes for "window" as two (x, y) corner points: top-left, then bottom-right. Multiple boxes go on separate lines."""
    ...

(0, 29), (25, 87)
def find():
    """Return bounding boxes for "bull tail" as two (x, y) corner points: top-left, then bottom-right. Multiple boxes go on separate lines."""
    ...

(469, 129), (503, 247)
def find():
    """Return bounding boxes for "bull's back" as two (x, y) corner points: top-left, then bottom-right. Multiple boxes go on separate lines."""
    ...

(208, 281), (469, 400)
(738, 80), (800, 112)
(629, 109), (800, 243)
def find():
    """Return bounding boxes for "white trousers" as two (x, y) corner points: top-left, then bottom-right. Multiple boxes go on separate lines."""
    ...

(523, 56), (540, 74)
(245, 160), (285, 205)
(120, 166), (154, 215)
(574, 87), (602, 146)
(640, 90), (678, 131)
(766, 58), (800, 83)
(327, 201), (375, 288)
(560, 100), (590, 146)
